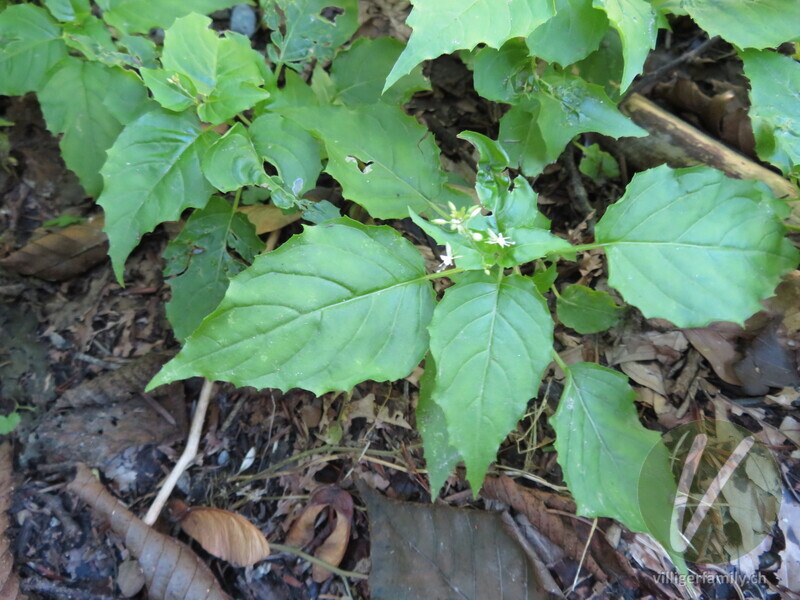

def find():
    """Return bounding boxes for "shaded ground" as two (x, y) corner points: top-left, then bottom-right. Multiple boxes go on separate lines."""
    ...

(1, 8), (800, 600)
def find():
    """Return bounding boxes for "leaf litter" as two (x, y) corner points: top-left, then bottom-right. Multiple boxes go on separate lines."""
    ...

(1, 8), (800, 600)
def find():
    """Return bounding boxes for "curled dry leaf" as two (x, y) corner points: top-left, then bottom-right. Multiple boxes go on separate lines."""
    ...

(67, 464), (231, 600)
(171, 499), (270, 567)
(0, 442), (26, 600)
(0, 215), (107, 281)
(285, 485), (353, 582)
(238, 204), (300, 235)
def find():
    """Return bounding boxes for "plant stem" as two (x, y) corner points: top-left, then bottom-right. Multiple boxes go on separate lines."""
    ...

(551, 350), (569, 374)
(269, 543), (369, 580)
(144, 379), (215, 526)
(421, 267), (466, 281)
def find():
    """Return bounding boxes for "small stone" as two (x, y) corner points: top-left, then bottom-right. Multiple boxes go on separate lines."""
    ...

(230, 4), (257, 38)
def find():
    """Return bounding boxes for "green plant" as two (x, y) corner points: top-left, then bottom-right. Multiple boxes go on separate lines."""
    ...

(2, 0), (799, 568)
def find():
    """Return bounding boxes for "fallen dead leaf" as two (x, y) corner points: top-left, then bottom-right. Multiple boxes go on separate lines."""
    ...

(238, 204), (300, 235)
(285, 485), (353, 582)
(358, 480), (562, 599)
(172, 500), (270, 567)
(0, 214), (107, 281)
(684, 323), (743, 386)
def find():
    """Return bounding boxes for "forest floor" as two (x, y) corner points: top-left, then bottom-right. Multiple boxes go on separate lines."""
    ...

(1, 5), (800, 600)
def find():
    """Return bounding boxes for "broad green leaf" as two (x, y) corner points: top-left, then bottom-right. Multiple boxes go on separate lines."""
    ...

(44, 0), (90, 21)
(330, 37), (430, 106)
(119, 34), (157, 69)
(596, 166), (799, 327)
(0, 5), (67, 95)
(535, 70), (647, 161)
(532, 262), (558, 294)
(164, 197), (264, 340)
(416, 355), (462, 497)
(579, 142), (620, 180)
(527, 0), (609, 67)
(99, 108), (218, 282)
(149, 219), (435, 394)
(556, 284), (622, 333)
(61, 15), (119, 65)
(38, 58), (152, 196)
(500, 71), (646, 175)
(429, 272), (553, 489)
(202, 123), (269, 192)
(682, 0), (800, 49)
(262, 0), (359, 72)
(552, 362), (671, 534)
(281, 103), (449, 218)
(249, 113), (323, 195)
(155, 13), (270, 124)
(140, 68), (197, 113)
(469, 39), (533, 104)
(741, 49), (800, 177)
(572, 28), (625, 99)
(385, 0), (555, 90)
(498, 104), (549, 175)
(592, 0), (657, 91)
(96, 0), (244, 34)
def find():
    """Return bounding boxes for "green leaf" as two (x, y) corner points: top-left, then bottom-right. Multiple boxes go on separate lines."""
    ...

(0, 5), (67, 95)
(385, 0), (555, 90)
(119, 34), (158, 69)
(572, 28), (625, 99)
(532, 262), (558, 294)
(202, 123), (269, 192)
(527, 0), (609, 67)
(741, 49), (800, 177)
(596, 165), (799, 327)
(429, 272), (553, 489)
(140, 68), (197, 113)
(498, 104), (549, 175)
(164, 197), (264, 340)
(592, 0), (657, 91)
(469, 39), (533, 104)
(96, 0), (244, 34)
(262, 0), (359, 71)
(330, 37), (430, 106)
(43, 0), (90, 21)
(38, 58), (152, 196)
(535, 70), (647, 160)
(416, 355), (462, 497)
(0, 411), (21, 435)
(99, 108), (218, 282)
(154, 13), (270, 124)
(249, 113), (323, 195)
(61, 15), (120, 64)
(281, 103), (450, 218)
(682, 0), (800, 49)
(149, 218), (435, 394)
(556, 284), (622, 334)
(552, 362), (671, 533)
(579, 142), (619, 180)
(499, 71), (646, 175)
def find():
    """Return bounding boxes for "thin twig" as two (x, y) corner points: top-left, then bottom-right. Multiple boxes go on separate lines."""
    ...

(143, 379), (215, 526)
(269, 542), (369, 580)
(626, 36), (721, 97)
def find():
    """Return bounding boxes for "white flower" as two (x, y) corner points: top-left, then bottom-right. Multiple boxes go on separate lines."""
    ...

(485, 229), (515, 247)
(437, 243), (461, 270)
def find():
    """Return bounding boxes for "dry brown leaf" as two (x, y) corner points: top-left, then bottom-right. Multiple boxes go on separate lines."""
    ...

(68, 464), (231, 600)
(172, 500), (270, 567)
(684, 324), (743, 386)
(0, 442), (26, 600)
(238, 205), (300, 235)
(285, 485), (353, 581)
(620, 361), (667, 396)
(481, 474), (611, 582)
(0, 215), (107, 281)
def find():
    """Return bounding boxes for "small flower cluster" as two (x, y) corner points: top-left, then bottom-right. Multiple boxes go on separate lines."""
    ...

(432, 202), (515, 270)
